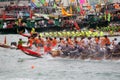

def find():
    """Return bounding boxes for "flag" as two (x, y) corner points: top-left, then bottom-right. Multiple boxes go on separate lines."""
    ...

(107, 13), (111, 22)
(61, 7), (72, 16)
(70, 0), (75, 2)
(31, 0), (37, 8)
(70, 6), (72, 14)
(61, 7), (68, 15)
(40, 0), (45, 4)
(77, 6), (80, 12)
(31, 0), (44, 8)
(36, 2), (40, 7)
(79, 0), (86, 4)
(53, 3), (57, 8)
(74, 21), (80, 30)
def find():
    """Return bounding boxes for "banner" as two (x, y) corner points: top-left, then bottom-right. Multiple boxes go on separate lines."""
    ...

(31, 0), (41, 8)
(79, 0), (86, 4)
(79, 0), (86, 11)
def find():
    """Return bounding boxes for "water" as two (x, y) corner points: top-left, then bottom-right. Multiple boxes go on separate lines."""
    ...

(0, 35), (120, 80)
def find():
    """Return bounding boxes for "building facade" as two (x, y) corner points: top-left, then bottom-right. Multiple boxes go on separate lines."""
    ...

(0, 0), (30, 13)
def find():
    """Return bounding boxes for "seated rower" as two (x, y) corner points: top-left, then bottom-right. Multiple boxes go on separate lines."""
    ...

(27, 37), (34, 48)
(17, 38), (26, 49)
(113, 42), (120, 53)
(111, 38), (118, 48)
(44, 44), (52, 54)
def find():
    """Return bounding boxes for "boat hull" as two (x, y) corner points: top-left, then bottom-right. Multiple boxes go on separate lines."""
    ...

(20, 47), (42, 58)
(0, 43), (11, 48)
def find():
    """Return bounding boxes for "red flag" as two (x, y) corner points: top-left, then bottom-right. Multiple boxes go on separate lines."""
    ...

(2, 11), (6, 20)
(30, 10), (32, 19)
(74, 21), (80, 30)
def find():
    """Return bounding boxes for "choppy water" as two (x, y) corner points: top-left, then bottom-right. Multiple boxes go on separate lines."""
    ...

(0, 35), (120, 80)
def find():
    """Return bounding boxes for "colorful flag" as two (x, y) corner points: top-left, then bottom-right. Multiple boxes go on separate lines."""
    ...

(31, 0), (40, 8)
(77, 6), (80, 12)
(70, 6), (72, 14)
(74, 21), (80, 30)
(61, 7), (72, 16)
(40, 0), (45, 4)
(70, 0), (75, 2)
(61, 7), (67, 15)
(53, 3), (57, 8)
(79, 0), (86, 4)
(107, 13), (111, 22)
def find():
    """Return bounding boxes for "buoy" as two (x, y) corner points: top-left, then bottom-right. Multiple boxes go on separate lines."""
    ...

(31, 65), (35, 69)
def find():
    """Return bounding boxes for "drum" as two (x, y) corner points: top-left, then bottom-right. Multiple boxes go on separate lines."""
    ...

(51, 50), (60, 57)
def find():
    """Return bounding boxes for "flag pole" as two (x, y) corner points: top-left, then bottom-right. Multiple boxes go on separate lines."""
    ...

(4, 36), (7, 44)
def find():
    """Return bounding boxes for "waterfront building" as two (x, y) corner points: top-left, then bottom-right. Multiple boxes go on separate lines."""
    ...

(0, 0), (30, 14)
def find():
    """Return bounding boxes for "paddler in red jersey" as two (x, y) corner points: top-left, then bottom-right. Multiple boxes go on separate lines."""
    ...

(27, 37), (34, 48)
(34, 36), (41, 47)
(38, 36), (45, 47)
(103, 35), (111, 47)
(51, 37), (57, 47)
(100, 35), (111, 48)
(44, 37), (52, 54)
(44, 44), (52, 54)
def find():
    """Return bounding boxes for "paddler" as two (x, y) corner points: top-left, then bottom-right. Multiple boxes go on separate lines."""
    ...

(52, 37), (57, 47)
(74, 37), (79, 45)
(34, 36), (44, 52)
(94, 36), (100, 44)
(27, 37), (34, 48)
(34, 36), (41, 47)
(17, 38), (25, 49)
(59, 37), (65, 45)
(67, 37), (73, 45)
(30, 28), (35, 35)
(44, 37), (53, 53)
(111, 38), (118, 48)
(101, 35), (111, 48)
(37, 36), (45, 48)
(104, 35), (111, 47)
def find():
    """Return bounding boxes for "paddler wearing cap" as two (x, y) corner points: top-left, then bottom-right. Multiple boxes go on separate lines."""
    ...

(17, 38), (26, 49)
